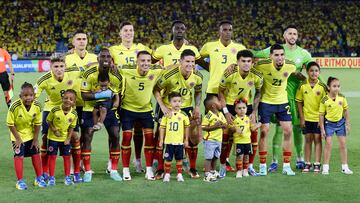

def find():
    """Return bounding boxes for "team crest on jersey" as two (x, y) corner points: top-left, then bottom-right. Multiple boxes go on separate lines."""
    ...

(148, 74), (154, 80)
(32, 113), (37, 118)
(67, 80), (73, 86)
(245, 120), (249, 124)
(178, 116), (182, 121)
(231, 48), (237, 54)
(316, 91), (321, 96)
(14, 148), (21, 154)
(68, 118), (73, 123)
(247, 81), (254, 87)
(189, 82), (195, 87)
(338, 101), (343, 106)
(283, 72), (289, 77)
(48, 146), (54, 152)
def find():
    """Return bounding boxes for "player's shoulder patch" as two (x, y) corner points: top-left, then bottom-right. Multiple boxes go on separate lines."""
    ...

(318, 81), (328, 91)
(194, 70), (203, 80)
(163, 67), (179, 79)
(285, 59), (296, 65)
(180, 111), (189, 118)
(65, 66), (80, 73)
(111, 69), (123, 81)
(256, 59), (272, 66)
(321, 95), (329, 104)
(37, 72), (52, 85)
(33, 100), (42, 111)
(82, 66), (98, 78)
(338, 93), (346, 98)
(250, 68), (263, 78)
(205, 112), (212, 120)
(224, 65), (238, 78)
(51, 106), (61, 113)
(121, 64), (136, 70)
(9, 99), (22, 112)
(71, 109), (78, 117)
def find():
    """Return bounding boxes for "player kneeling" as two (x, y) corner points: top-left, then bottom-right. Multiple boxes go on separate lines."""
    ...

(7, 82), (47, 190)
(46, 89), (78, 186)
(159, 93), (190, 182)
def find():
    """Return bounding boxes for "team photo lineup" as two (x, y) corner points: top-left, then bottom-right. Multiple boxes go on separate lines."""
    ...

(2, 17), (353, 191)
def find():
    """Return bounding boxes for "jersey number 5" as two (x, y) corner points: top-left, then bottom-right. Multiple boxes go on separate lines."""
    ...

(138, 82), (145, 91)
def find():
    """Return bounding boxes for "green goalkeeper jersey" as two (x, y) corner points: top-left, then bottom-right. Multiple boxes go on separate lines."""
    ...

(253, 44), (313, 99)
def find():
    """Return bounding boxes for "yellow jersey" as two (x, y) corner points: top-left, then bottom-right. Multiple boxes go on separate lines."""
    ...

(47, 106), (77, 142)
(153, 41), (200, 66)
(202, 110), (226, 142)
(109, 43), (152, 66)
(254, 59), (296, 104)
(157, 66), (203, 108)
(160, 110), (190, 144)
(200, 40), (246, 94)
(219, 65), (263, 105)
(120, 64), (164, 112)
(319, 94), (348, 122)
(7, 99), (42, 142)
(232, 115), (251, 144)
(65, 51), (98, 72)
(296, 80), (327, 122)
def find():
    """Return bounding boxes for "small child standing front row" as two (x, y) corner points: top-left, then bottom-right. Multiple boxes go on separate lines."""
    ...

(159, 92), (190, 182)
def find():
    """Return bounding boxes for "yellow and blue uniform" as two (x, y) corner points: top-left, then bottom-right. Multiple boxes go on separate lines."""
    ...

(161, 110), (190, 161)
(153, 42), (200, 66)
(200, 40), (246, 94)
(232, 115), (252, 155)
(254, 59), (296, 124)
(65, 51), (97, 72)
(320, 94), (348, 136)
(7, 99), (42, 157)
(119, 64), (164, 130)
(109, 43), (152, 66)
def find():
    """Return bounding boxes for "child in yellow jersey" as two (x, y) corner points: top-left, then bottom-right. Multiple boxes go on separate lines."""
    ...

(46, 89), (78, 186)
(92, 72), (119, 131)
(320, 77), (352, 175)
(202, 95), (227, 182)
(159, 92), (190, 182)
(296, 62), (327, 173)
(7, 82), (46, 190)
(231, 99), (260, 178)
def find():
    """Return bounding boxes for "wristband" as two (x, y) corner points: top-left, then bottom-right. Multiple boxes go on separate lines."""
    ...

(223, 107), (229, 114)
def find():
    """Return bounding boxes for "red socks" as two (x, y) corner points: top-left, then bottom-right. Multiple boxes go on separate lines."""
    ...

(14, 157), (24, 180)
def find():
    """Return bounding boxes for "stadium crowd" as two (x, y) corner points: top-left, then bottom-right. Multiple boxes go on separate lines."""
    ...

(1, 0), (359, 57)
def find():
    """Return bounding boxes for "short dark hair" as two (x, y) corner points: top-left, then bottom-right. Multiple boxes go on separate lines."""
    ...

(119, 21), (133, 30)
(327, 76), (339, 87)
(171, 20), (185, 29)
(21, 82), (33, 90)
(98, 72), (110, 82)
(203, 95), (217, 109)
(50, 55), (65, 63)
(219, 20), (232, 28)
(64, 89), (77, 97)
(284, 25), (297, 33)
(180, 49), (195, 59)
(99, 47), (110, 54)
(74, 30), (87, 36)
(168, 92), (182, 102)
(136, 50), (151, 59)
(237, 50), (254, 60)
(306, 61), (320, 71)
(270, 44), (284, 54)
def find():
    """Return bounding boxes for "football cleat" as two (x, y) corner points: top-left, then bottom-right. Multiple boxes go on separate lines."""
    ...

(134, 159), (145, 173)
(42, 173), (49, 182)
(155, 169), (164, 180)
(47, 176), (56, 186)
(342, 168), (353, 175)
(268, 162), (278, 173)
(110, 170), (123, 181)
(242, 169), (249, 177)
(163, 173), (170, 182)
(123, 167), (132, 181)
(16, 179), (27, 190)
(302, 163), (312, 173)
(296, 161), (306, 169)
(259, 164), (267, 176)
(282, 166), (296, 176)
(176, 173), (184, 182)
(83, 171), (92, 182)
(313, 163), (321, 173)
(189, 168), (200, 179)
(64, 176), (74, 185)
(34, 176), (47, 188)
(248, 167), (260, 176)
(236, 170), (243, 178)
(219, 165), (227, 178)
(73, 173), (83, 183)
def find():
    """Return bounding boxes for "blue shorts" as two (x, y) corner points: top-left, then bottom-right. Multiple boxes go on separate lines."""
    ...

(47, 140), (71, 156)
(120, 109), (154, 130)
(203, 140), (221, 159)
(303, 121), (321, 134)
(12, 140), (39, 157)
(258, 102), (292, 124)
(226, 104), (253, 116)
(82, 110), (119, 129)
(236, 143), (252, 156)
(325, 118), (346, 136)
(95, 100), (112, 109)
(164, 144), (184, 161)
(41, 111), (50, 135)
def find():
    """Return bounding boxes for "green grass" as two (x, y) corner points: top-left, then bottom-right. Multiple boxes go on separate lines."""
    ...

(0, 69), (359, 202)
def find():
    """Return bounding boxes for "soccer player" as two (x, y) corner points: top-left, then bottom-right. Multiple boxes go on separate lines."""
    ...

(109, 22), (152, 173)
(296, 62), (327, 172)
(46, 89), (77, 186)
(253, 25), (312, 171)
(81, 48), (122, 182)
(254, 44), (304, 176)
(119, 51), (164, 180)
(7, 82), (46, 190)
(320, 77), (352, 175)
(65, 30), (97, 180)
(154, 49), (203, 179)
(0, 47), (15, 107)
(34, 56), (81, 182)
(218, 50), (263, 177)
(152, 20), (201, 66)
(202, 95), (227, 182)
(159, 92), (190, 182)
(200, 20), (246, 171)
